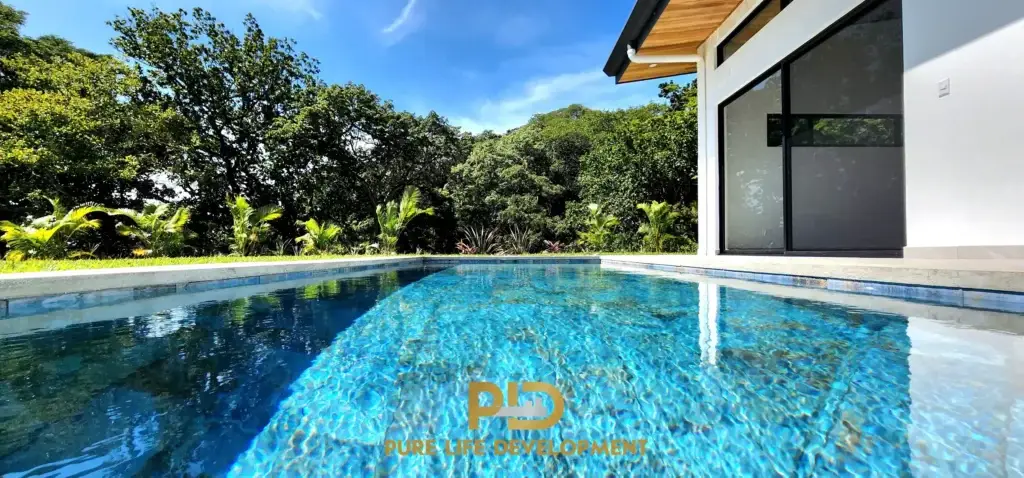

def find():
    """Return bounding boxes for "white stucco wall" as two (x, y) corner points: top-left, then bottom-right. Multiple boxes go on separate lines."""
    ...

(902, 0), (1024, 250)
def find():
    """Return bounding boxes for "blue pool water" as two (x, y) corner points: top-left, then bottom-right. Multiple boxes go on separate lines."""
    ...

(0, 264), (1021, 476)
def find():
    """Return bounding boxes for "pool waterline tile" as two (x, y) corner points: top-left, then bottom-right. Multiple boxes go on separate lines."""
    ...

(602, 259), (1024, 314)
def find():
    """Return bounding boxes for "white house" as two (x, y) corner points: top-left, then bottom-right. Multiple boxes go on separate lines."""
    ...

(605, 0), (1024, 259)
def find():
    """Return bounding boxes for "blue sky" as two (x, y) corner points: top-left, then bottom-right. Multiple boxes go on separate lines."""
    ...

(10, 0), (690, 133)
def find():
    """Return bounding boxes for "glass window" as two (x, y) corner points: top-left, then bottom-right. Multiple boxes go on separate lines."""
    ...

(718, 0), (784, 65)
(788, 0), (905, 251)
(723, 70), (785, 252)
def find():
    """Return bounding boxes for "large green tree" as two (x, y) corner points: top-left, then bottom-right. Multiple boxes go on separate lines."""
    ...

(448, 127), (564, 235)
(0, 0), (703, 258)
(109, 7), (320, 251)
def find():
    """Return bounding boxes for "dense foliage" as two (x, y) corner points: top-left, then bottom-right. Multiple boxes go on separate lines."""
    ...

(0, 2), (699, 259)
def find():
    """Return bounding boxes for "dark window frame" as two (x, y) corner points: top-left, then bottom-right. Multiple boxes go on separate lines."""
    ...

(716, 0), (793, 66)
(717, 0), (904, 258)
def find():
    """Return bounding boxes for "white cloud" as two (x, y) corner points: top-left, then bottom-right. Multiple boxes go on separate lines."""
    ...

(382, 0), (418, 33)
(452, 70), (661, 133)
(257, 0), (323, 20)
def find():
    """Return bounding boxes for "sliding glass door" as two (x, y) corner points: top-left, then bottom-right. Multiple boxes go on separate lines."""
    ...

(788, 0), (904, 252)
(720, 0), (905, 256)
(722, 70), (784, 252)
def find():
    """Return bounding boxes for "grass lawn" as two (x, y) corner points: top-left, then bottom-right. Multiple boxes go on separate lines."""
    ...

(0, 255), (371, 274)
(0, 252), (692, 274)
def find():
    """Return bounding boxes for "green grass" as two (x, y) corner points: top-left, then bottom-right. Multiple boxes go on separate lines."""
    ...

(0, 251), (694, 274)
(0, 255), (371, 274)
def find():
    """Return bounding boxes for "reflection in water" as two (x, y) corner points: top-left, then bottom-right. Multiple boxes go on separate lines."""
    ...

(698, 283), (719, 366)
(0, 268), (436, 477)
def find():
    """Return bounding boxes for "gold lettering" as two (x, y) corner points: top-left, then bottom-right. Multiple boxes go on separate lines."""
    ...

(384, 440), (397, 455)
(468, 382), (503, 430)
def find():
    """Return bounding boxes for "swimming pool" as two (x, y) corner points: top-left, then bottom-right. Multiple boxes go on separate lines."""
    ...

(0, 264), (1021, 476)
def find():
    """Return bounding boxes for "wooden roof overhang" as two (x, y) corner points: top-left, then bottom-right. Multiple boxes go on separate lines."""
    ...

(604, 0), (744, 83)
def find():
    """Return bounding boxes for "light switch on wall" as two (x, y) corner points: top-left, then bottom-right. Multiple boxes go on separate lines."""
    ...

(938, 78), (950, 97)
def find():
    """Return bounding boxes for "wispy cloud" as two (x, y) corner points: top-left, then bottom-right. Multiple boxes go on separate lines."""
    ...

(257, 0), (323, 20)
(382, 0), (418, 34)
(452, 70), (660, 133)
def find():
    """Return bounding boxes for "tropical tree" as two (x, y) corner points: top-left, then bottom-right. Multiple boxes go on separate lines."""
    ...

(376, 186), (434, 254)
(227, 195), (282, 256)
(110, 203), (192, 257)
(109, 7), (318, 251)
(0, 197), (104, 260)
(295, 218), (343, 255)
(637, 201), (681, 253)
(578, 203), (620, 251)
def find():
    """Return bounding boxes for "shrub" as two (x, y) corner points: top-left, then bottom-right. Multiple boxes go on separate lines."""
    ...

(458, 226), (501, 255)
(227, 195), (283, 256)
(295, 218), (343, 255)
(636, 201), (681, 253)
(543, 240), (565, 254)
(0, 197), (105, 260)
(376, 186), (434, 254)
(110, 203), (192, 257)
(503, 225), (538, 255)
(578, 203), (619, 252)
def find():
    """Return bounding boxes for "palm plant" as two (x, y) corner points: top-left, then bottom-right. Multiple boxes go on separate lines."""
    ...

(295, 218), (343, 255)
(227, 195), (283, 256)
(375, 186), (434, 254)
(457, 226), (502, 255)
(637, 201), (681, 253)
(0, 197), (105, 260)
(578, 203), (620, 252)
(110, 203), (192, 257)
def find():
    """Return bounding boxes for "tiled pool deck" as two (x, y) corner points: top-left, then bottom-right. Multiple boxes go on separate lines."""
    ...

(2, 254), (1024, 318)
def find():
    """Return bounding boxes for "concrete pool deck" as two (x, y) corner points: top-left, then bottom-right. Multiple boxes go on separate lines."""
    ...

(602, 255), (1024, 293)
(2, 254), (1024, 318)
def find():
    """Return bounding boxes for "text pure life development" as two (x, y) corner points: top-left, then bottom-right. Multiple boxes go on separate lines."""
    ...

(383, 439), (648, 457)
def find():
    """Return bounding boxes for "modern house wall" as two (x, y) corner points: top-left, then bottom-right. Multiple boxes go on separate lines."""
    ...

(696, 0), (1023, 258)
(696, 0), (873, 256)
(902, 0), (1024, 258)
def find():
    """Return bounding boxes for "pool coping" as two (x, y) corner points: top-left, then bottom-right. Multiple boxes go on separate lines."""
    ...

(0, 256), (601, 318)
(2, 254), (1024, 317)
(601, 257), (1024, 314)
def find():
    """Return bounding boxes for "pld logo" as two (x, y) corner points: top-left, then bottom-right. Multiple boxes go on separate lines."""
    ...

(468, 382), (564, 430)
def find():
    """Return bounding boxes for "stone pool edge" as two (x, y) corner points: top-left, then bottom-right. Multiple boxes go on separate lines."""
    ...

(3, 254), (1024, 318)
(602, 258), (1024, 314)
(0, 256), (601, 318)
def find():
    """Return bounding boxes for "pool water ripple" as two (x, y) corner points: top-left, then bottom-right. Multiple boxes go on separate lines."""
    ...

(2, 264), (1022, 476)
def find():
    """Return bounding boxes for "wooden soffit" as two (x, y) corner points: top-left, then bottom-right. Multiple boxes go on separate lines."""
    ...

(607, 0), (744, 84)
